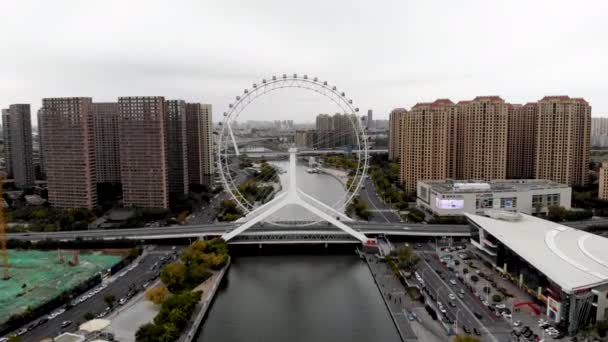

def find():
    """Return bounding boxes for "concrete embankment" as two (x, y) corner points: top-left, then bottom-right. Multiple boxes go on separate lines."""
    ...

(364, 255), (418, 342)
(180, 257), (231, 342)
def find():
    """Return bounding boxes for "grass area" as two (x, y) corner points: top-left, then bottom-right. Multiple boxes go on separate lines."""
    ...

(0, 250), (121, 325)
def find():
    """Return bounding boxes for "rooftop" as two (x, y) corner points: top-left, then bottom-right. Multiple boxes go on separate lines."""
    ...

(419, 179), (569, 194)
(466, 213), (608, 293)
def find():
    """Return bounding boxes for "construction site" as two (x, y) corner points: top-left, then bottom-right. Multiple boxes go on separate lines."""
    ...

(0, 249), (121, 325)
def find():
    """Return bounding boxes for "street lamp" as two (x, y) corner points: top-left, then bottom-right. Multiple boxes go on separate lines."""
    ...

(454, 308), (462, 336)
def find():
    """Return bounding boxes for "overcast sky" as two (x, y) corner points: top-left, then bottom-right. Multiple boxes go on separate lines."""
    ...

(1, 0), (608, 123)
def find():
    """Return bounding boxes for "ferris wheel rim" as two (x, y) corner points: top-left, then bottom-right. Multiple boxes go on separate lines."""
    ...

(217, 74), (369, 226)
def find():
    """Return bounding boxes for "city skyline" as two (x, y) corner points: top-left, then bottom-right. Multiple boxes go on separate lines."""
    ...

(2, 0), (608, 123)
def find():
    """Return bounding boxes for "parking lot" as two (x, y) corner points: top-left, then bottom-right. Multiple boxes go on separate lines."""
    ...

(3, 245), (180, 341)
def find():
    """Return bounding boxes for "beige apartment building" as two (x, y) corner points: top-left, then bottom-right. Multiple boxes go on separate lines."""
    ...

(535, 96), (591, 187)
(92, 102), (121, 183)
(400, 99), (455, 193)
(40, 97), (97, 209)
(2, 104), (35, 188)
(599, 160), (608, 200)
(507, 103), (537, 179)
(118, 97), (169, 208)
(186, 103), (213, 186)
(388, 108), (406, 161)
(165, 100), (188, 194)
(459, 96), (508, 180)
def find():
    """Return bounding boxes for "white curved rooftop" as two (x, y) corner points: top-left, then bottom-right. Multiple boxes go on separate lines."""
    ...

(466, 213), (608, 293)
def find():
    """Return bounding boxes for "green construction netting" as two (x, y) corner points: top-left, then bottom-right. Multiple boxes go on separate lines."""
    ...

(0, 250), (121, 324)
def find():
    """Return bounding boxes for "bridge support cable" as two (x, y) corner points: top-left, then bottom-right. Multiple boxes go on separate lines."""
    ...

(223, 148), (368, 243)
(297, 189), (353, 222)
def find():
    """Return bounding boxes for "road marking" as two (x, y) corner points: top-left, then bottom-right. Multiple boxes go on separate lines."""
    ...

(420, 257), (499, 342)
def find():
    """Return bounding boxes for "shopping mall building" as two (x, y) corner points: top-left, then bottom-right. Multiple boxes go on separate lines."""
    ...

(466, 211), (608, 335)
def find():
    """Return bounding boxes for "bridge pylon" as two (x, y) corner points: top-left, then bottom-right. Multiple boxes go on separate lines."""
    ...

(222, 148), (371, 243)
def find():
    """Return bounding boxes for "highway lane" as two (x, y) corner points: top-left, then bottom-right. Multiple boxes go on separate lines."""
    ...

(360, 177), (402, 223)
(6, 223), (472, 241)
(8, 246), (178, 341)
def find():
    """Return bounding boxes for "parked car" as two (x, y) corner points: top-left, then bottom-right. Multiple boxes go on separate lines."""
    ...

(473, 328), (481, 336)
(60, 320), (72, 328)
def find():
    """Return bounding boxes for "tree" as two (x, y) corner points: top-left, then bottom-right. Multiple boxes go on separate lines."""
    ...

(145, 286), (170, 305)
(104, 294), (116, 308)
(135, 323), (165, 342)
(161, 262), (187, 292)
(397, 245), (419, 271)
(453, 336), (480, 342)
(84, 312), (95, 320)
(492, 294), (503, 303)
(548, 205), (567, 222)
(8, 336), (21, 342)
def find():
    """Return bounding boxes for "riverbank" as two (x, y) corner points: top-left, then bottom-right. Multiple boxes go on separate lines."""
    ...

(180, 257), (231, 342)
(319, 167), (349, 189)
(365, 254), (418, 342)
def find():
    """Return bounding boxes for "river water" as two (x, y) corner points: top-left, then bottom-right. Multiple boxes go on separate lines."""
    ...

(266, 160), (346, 222)
(195, 162), (400, 342)
(195, 255), (401, 342)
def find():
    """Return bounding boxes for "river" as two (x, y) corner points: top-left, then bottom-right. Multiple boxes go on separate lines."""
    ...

(195, 161), (400, 341)
(195, 255), (401, 342)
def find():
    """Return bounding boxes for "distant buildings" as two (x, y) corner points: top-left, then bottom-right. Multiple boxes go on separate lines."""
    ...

(591, 117), (608, 147)
(35, 96), (213, 209)
(391, 95), (591, 193)
(295, 113), (359, 149)
(1, 104), (35, 188)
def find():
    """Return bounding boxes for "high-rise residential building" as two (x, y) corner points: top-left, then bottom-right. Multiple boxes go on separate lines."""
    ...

(92, 102), (121, 183)
(2, 104), (35, 188)
(1, 109), (12, 177)
(599, 161), (608, 200)
(400, 99), (455, 193)
(591, 117), (608, 147)
(367, 109), (374, 129)
(535, 96), (591, 187)
(41, 97), (97, 209)
(186, 103), (213, 186)
(165, 100), (188, 194)
(388, 108), (406, 161)
(316, 114), (333, 131)
(507, 103), (537, 179)
(118, 97), (168, 208)
(37, 109), (46, 179)
(459, 96), (508, 180)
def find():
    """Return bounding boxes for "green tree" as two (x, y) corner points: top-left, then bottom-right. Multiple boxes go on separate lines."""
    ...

(104, 293), (116, 308)
(161, 262), (188, 292)
(548, 205), (567, 222)
(145, 286), (170, 305)
(8, 336), (21, 342)
(397, 245), (419, 271)
(135, 323), (165, 342)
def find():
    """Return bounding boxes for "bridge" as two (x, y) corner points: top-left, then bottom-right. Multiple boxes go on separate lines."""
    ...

(6, 222), (471, 244)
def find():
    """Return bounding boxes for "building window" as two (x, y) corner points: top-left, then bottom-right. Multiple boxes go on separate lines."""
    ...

(500, 197), (517, 209)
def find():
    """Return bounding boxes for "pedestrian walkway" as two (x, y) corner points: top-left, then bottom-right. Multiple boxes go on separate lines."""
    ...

(365, 255), (417, 342)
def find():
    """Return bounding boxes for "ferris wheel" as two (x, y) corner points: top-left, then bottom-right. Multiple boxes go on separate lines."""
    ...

(217, 73), (369, 226)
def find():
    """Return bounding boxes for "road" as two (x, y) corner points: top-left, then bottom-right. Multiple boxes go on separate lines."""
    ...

(360, 177), (402, 223)
(6, 223), (472, 241)
(416, 250), (513, 342)
(7, 246), (179, 342)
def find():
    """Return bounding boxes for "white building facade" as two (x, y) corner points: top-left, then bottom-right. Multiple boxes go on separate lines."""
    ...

(417, 179), (571, 217)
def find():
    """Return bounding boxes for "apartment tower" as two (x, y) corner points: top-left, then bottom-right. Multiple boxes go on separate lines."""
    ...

(459, 96), (508, 180)
(92, 102), (121, 183)
(118, 97), (168, 208)
(535, 96), (591, 187)
(388, 108), (406, 161)
(400, 99), (455, 193)
(2, 104), (35, 188)
(507, 103), (537, 179)
(185, 103), (213, 186)
(40, 97), (97, 208)
(599, 160), (608, 200)
(165, 100), (188, 194)
(1, 109), (12, 177)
